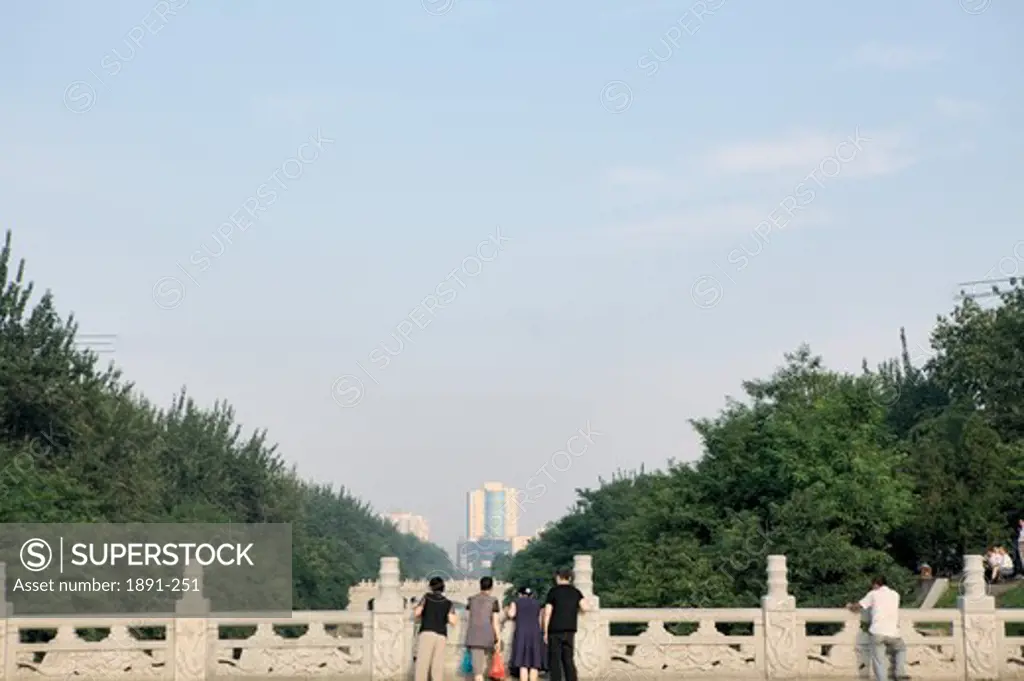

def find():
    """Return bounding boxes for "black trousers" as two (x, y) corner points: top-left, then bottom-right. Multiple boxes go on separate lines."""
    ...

(547, 632), (577, 681)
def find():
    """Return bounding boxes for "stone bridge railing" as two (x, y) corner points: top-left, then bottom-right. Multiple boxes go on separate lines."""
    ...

(0, 554), (1019, 680)
(347, 578), (513, 612)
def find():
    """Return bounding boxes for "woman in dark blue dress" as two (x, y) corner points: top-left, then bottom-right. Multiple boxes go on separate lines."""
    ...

(506, 587), (545, 681)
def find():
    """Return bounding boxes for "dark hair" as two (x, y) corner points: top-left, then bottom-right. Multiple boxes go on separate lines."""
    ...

(518, 586), (533, 596)
(555, 569), (573, 582)
(429, 577), (445, 593)
(872, 575), (887, 587)
(480, 576), (494, 590)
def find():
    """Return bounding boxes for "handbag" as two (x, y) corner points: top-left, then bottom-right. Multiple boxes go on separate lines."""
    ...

(489, 649), (506, 679)
(460, 648), (473, 675)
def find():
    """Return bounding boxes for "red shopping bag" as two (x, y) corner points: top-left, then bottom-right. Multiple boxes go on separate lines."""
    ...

(489, 649), (506, 679)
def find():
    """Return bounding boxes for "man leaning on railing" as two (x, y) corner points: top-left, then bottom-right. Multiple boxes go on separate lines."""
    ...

(846, 576), (909, 681)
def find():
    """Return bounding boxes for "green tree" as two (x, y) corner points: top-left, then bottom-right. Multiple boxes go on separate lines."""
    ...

(508, 347), (919, 607)
(0, 230), (452, 610)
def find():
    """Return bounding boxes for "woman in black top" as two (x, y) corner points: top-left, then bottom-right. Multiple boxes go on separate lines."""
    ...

(414, 577), (458, 681)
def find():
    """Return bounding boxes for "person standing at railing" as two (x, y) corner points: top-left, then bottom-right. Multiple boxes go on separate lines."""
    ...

(507, 586), (545, 681)
(542, 569), (588, 681)
(414, 577), (459, 681)
(846, 576), (908, 681)
(465, 576), (502, 681)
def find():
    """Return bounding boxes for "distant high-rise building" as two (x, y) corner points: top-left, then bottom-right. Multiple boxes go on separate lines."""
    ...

(511, 535), (532, 552)
(466, 482), (518, 540)
(388, 512), (430, 542)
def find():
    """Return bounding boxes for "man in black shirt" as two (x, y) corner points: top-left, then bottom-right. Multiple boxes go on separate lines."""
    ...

(414, 577), (458, 681)
(543, 569), (587, 681)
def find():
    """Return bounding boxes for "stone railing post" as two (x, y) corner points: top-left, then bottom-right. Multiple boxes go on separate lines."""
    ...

(572, 555), (607, 679)
(761, 555), (801, 679)
(173, 564), (211, 681)
(959, 554), (999, 680)
(372, 557), (410, 681)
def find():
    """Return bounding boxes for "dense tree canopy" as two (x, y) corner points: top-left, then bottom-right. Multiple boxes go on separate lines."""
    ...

(505, 290), (1024, 608)
(0, 231), (451, 609)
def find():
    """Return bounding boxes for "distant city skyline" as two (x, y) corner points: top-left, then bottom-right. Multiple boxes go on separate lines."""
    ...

(384, 497), (554, 558)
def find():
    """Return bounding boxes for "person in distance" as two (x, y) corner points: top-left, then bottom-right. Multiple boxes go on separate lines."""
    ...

(846, 576), (908, 681)
(414, 577), (458, 681)
(506, 586), (545, 681)
(465, 576), (502, 681)
(543, 569), (587, 681)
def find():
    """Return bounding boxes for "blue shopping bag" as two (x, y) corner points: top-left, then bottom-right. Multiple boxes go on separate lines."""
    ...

(460, 648), (473, 675)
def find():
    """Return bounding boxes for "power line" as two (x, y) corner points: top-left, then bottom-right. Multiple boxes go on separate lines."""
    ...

(956, 277), (1021, 301)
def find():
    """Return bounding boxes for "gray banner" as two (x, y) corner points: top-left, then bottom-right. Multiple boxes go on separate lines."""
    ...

(0, 523), (292, 616)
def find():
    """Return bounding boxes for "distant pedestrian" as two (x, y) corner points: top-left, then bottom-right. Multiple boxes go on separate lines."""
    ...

(507, 586), (545, 681)
(543, 570), (587, 681)
(846, 576), (908, 681)
(414, 577), (458, 681)
(465, 577), (501, 681)
(1015, 519), (1024, 576)
(988, 546), (1015, 583)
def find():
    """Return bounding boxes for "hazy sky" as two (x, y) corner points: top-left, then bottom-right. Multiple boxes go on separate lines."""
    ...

(2, 0), (1021, 555)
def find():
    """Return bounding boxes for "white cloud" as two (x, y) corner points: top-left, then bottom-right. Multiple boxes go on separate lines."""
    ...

(608, 203), (831, 242)
(705, 129), (916, 177)
(935, 97), (986, 120)
(601, 127), (915, 244)
(849, 43), (941, 70)
(706, 132), (841, 174)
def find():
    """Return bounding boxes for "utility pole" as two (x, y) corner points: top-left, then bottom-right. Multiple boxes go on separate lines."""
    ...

(956, 277), (1021, 301)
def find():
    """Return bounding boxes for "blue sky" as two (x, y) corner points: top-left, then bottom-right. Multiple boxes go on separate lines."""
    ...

(2, 0), (1022, 554)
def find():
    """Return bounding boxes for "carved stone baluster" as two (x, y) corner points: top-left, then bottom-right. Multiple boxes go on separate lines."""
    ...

(572, 555), (606, 679)
(174, 563), (210, 681)
(762, 555), (802, 679)
(960, 554), (999, 680)
(371, 557), (409, 681)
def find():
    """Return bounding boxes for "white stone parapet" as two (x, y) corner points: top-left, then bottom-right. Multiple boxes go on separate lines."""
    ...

(0, 554), (1018, 680)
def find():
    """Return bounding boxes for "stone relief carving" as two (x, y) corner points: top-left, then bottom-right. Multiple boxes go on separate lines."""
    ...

(903, 641), (959, 675)
(173, 619), (207, 681)
(617, 620), (756, 674)
(964, 613), (998, 680)
(216, 646), (364, 676)
(1003, 641), (1024, 678)
(215, 624), (366, 677)
(371, 616), (406, 679)
(574, 614), (605, 676)
(764, 611), (801, 676)
(14, 626), (167, 678)
(805, 620), (860, 673)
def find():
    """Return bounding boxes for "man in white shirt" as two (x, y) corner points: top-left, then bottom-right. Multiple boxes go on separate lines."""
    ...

(846, 576), (908, 681)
